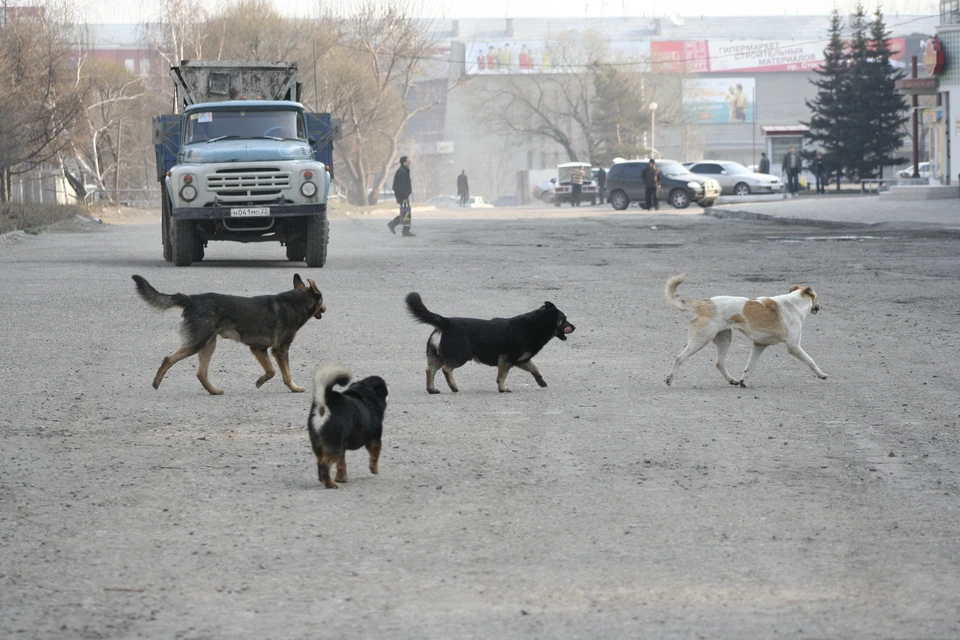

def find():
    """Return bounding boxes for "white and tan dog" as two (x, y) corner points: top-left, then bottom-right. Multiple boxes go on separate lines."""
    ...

(664, 274), (827, 388)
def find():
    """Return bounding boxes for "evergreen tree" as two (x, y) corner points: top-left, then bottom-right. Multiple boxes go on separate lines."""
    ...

(843, 2), (872, 182)
(861, 6), (907, 178)
(591, 64), (647, 164)
(805, 3), (908, 185)
(804, 9), (849, 190)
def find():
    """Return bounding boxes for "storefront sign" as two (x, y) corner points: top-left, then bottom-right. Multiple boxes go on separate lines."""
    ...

(923, 36), (944, 76)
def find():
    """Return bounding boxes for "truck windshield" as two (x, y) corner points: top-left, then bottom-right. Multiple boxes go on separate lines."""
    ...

(185, 110), (305, 143)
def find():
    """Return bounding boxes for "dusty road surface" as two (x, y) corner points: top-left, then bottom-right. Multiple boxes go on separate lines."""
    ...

(2, 209), (959, 638)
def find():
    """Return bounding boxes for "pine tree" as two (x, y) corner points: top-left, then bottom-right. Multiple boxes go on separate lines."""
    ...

(592, 64), (647, 164)
(844, 2), (872, 182)
(861, 6), (907, 178)
(803, 9), (848, 190)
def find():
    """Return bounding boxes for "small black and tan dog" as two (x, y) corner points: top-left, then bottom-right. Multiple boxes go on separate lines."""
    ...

(132, 274), (325, 395)
(308, 366), (388, 489)
(405, 292), (576, 393)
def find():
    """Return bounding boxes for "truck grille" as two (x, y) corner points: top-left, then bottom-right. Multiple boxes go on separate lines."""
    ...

(206, 168), (291, 202)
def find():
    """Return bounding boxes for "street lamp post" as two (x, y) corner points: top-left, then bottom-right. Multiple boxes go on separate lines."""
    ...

(648, 102), (658, 158)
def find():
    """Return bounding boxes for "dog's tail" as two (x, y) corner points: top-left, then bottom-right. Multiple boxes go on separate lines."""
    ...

(132, 275), (190, 311)
(405, 292), (446, 329)
(665, 274), (694, 311)
(311, 365), (352, 425)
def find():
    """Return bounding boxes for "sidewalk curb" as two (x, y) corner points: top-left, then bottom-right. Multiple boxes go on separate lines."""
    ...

(705, 208), (870, 228)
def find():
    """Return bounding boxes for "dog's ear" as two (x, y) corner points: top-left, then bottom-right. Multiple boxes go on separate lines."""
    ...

(802, 286), (815, 297)
(293, 274), (306, 290)
(544, 301), (556, 309)
(307, 278), (320, 295)
(789, 285), (802, 293)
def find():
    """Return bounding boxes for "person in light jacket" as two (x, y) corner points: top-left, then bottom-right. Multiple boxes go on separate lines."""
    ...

(781, 146), (802, 197)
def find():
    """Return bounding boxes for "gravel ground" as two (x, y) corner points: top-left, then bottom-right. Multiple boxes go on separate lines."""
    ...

(1, 211), (959, 639)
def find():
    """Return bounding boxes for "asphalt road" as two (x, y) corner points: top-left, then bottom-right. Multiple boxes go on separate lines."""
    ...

(2, 211), (959, 638)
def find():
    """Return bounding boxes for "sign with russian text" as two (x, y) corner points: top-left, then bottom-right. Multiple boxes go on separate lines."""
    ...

(707, 41), (823, 73)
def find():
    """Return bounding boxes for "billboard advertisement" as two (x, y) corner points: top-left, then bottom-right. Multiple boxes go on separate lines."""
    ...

(650, 40), (709, 73)
(683, 78), (755, 124)
(464, 41), (650, 75)
(707, 41), (824, 73)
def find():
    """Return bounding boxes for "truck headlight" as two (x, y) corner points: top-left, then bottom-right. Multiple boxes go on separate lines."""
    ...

(300, 181), (317, 197)
(180, 184), (197, 201)
(687, 181), (702, 190)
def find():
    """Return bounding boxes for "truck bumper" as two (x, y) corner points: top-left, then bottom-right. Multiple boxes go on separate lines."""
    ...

(172, 203), (326, 219)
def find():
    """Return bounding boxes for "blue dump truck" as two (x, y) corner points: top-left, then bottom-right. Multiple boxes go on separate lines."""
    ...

(153, 61), (340, 266)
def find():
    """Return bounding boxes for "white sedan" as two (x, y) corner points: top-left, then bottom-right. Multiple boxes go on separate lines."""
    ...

(898, 162), (930, 179)
(685, 161), (783, 196)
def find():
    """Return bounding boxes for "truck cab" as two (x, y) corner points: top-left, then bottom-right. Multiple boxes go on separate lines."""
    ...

(153, 61), (340, 267)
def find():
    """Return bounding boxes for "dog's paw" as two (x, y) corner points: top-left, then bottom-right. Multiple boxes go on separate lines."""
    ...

(450, 387), (459, 393)
(289, 384), (306, 393)
(325, 483), (339, 489)
(818, 373), (829, 380)
(737, 380), (747, 388)
(498, 387), (512, 393)
(665, 376), (672, 386)
(536, 378), (548, 388)
(427, 388), (441, 395)
(208, 388), (224, 396)
(369, 465), (379, 475)
(335, 476), (347, 483)
(728, 379), (740, 386)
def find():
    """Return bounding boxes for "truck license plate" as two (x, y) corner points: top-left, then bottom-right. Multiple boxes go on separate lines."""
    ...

(230, 207), (270, 217)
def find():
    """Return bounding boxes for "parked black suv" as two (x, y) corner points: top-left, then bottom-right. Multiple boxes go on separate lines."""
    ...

(605, 160), (721, 210)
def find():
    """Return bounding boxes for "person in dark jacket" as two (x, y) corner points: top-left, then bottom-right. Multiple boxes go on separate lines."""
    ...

(595, 164), (606, 204)
(812, 151), (826, 194)
(388, 156), (414, 236)
(457, 170), (469, 207)
(758, 152), (770, 175)
(641, 158), (661, 210)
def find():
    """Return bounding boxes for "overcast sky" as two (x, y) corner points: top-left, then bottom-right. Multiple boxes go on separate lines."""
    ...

(75, 0), (939, 24)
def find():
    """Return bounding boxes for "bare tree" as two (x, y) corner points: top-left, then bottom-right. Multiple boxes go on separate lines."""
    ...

(317, 1), (463, 204)
(0, 2), (86, 201)
(59, 57), (146, 201)
(474, 30), (609, 163)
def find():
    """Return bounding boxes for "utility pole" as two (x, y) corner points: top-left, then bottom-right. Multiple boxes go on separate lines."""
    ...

(911, 56), (919, 178)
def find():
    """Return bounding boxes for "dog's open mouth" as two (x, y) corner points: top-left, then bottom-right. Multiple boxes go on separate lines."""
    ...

(558, 323), (576, 340)
(314, 303), (327, 319)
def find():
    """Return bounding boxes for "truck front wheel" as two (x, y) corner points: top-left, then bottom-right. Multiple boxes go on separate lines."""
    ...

(172, 219), (195, 266)
(304, 214), (328, 268)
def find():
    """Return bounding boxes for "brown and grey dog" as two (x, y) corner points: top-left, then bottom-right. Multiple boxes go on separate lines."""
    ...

(664, 274), (827, 388)
(133, 274), (325, 395)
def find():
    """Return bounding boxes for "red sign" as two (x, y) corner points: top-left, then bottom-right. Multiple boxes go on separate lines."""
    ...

(923, 37), (944, 76)
(650, 41), (710, 73)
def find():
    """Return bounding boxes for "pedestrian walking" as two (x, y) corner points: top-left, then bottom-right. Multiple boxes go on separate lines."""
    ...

(812, 151), (826, 194)
(642, 158), (661, 210)
(781, 146), (802, 198)
(570, 165), (585, 206)
(388, 156), (414, 236)
(457, 170), (469, 207)
(595, 164), (606, 204)
(758, 152), (770, 175)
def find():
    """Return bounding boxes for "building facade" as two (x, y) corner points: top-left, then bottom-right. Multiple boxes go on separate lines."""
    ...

(408, 15), (939, 201)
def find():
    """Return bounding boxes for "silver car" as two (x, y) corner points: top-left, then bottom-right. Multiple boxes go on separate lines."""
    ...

(684, 161), (783, 196)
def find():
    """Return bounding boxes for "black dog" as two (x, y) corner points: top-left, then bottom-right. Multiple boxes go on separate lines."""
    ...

(405, 292), (576, 394)
(308, 366), (388, 489)
(132, 274), (325, 395)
